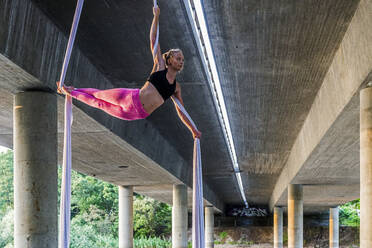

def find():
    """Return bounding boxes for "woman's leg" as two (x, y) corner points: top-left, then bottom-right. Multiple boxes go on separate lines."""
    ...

(70, 90), (129, 120)
(73, 88), (100, 95)
(75, 88), (132, 106)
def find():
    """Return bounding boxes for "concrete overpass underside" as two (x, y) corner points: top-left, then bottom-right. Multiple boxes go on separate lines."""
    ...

(0, 0), (371, 217)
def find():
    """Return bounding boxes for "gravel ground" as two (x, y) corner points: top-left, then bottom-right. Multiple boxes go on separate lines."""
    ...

(215, 245), (359, 248)
(215, 244), (272, 248)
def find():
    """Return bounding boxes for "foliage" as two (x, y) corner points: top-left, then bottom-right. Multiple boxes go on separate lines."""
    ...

(133, 194), (172, 238)
(340, 199), (360, 227)
(134, 237), (171, 248)
(70, 171), (119, 236)
(218, 231), (228, 240)
(0, 209), (13, 248)
(0, 151), (13, 214)
(0, 150), (172, 247)
(70, 210), (118, 248)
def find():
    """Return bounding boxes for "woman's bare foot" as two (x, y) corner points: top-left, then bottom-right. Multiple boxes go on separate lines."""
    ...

(56, 82), (63, 94)
(56, 82), (75, 96)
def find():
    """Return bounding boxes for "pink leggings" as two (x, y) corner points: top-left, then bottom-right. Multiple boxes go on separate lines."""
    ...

(70, 88), (150, 121)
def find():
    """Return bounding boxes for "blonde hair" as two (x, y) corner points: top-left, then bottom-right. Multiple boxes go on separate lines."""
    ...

(163, 48), (183, 66)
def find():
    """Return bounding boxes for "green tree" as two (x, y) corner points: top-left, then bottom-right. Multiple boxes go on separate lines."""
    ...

(340, 199), (360, 227)
(0, 150), (172, 246)
(71, 171), (118, 215)
(133, 194), (171, 238)
(0, 151), (13, 214)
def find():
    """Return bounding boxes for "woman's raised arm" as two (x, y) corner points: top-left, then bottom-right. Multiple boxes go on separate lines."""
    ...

(150, 6), (165, 72)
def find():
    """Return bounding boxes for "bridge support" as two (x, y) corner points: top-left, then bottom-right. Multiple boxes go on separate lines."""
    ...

(119, 186), (133, 248)
(172, 184), (188, 248)
(288, 184), (303, 248)
(14, 91), (58, 247)
(329, 207), (339, 248)
(361, 86), (372, 247)
(274, 207), (283, 248)
(205, 206), (214, 248)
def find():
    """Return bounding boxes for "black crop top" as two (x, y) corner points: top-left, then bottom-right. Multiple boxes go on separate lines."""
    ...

(147, 69), (176, 101)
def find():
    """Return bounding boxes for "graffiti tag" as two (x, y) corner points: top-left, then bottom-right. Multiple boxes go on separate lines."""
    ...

(228, 207), (268, 217)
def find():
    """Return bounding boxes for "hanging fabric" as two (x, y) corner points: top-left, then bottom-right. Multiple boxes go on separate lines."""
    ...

(171, 97), (205, 248)
(58, 0), (205, 247)
(152, 1), (205, 247)
(58, 0), (85, 247)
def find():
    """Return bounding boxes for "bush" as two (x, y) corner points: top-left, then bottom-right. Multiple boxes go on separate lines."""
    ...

(0, 209), (13, 248)
(134, 237), (171, 248)
(0, 151), (173, 246)
(133, 195), (171, 238)
(340, 199), (360, 227)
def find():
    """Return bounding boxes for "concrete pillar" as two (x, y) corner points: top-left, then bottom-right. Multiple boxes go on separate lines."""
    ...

(288, 184), (303, 248)
(329, 207), (339, 248)
(205, 206), (214, 248)
(172, 184), (188, 248)
(14, 91), (58, 248)
(119, 186), (133, 248)
(273, 207), (283, 248)
(360, 86), (372, 247)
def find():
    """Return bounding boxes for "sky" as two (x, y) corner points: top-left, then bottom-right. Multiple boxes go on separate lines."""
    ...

(0, 145), (10, 153)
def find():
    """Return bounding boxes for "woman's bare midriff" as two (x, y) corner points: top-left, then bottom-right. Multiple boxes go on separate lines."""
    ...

(139, 81), (165, 114)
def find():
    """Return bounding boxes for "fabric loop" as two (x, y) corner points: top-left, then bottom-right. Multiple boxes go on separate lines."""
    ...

(58, 0), (84, 247)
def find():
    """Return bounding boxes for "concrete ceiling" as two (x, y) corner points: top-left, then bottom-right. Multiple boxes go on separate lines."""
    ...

(203, 0), (361, 207)
(1, 0), (371, 214)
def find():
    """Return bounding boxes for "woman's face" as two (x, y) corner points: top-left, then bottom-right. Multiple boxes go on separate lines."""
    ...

(169, 52), (184, 71)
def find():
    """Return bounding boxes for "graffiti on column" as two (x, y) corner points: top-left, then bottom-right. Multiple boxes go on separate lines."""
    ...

(228, 207), (268, 217)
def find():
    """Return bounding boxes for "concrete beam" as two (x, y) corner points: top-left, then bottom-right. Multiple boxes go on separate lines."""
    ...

(14, 91), (57, 247)
(270, 0), (372, 210)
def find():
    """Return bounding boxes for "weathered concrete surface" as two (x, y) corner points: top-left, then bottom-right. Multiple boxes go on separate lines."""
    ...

(329, 207), (339, 248)
(119, 186), (133, 248)
(288, 185), (303, 248)
(204, 0), (361, 205)
(360, 87), (372, 248)
(0, 0), (226, 211)
(270, 0), (372, 211)
(0, 0), (371, 214)
(273, 207), (283, 248)
(205, 206), (215, 248)
(14, 92), (58, 247)
(172, 185), (188, 248)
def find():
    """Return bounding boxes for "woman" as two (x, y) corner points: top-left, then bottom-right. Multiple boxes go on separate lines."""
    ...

(58, 6), (201, 139)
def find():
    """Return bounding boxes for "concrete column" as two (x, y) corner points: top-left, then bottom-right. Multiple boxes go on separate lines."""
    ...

(329, 207), (339, 248)
(14, 91), (57, 248)
(273, 207), (283, 248)
(288, 184), (303, 248)
(172, 184), (188, 248)
(119, 186), (133, 248)
(360, 86), (372, 247)
(205, 206), (214, 248)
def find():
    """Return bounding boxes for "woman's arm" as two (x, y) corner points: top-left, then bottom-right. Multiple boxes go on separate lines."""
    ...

(150, 7), (165, 73)
(172, 83), (202, 139)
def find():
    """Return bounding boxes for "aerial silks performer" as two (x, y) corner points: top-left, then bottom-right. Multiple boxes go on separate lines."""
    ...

(57, 6), (201, 139)
(58, 1), (205, 248)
